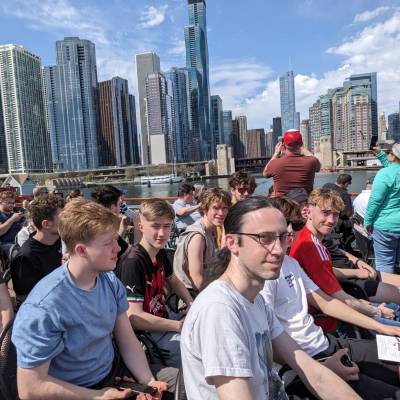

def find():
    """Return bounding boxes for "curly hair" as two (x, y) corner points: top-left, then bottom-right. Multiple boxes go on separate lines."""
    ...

(199, 188), (231, 215)
(308, 188), (344, 213)
(27, 194), (65, 230)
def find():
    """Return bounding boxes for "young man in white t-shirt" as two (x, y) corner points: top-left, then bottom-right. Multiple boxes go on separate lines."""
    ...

(180, 197), (359, 400)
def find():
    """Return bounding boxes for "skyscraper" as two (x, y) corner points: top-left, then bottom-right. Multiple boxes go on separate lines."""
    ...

(309, 92), (333, 152)
(164, 68), (190, 162)
(246, 129), (266, 158)
(135, 52), (160, 165)
(43, 37), (99, 171)
(280, 71), (300, 133)
(378, 112), (388, 143)
(145, 72), (173, 165)
(231, 115), (247, 158)
(184, 0), (210, 160)
(347, 73), (377, 137)
(0, 91), (7, 172)
(98, 77), (137, 167)
(0, 44), (51, 173)
(388, 112), (400, 142)
(222, 110), (233, 145)
(210, 95), (223, 158)
(271, 117), (282, 149)
(128, 94), (140, 165)
(300, 119), (311, 149)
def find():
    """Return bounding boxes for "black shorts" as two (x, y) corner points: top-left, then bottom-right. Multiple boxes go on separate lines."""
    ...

(346, 271), (382, 297)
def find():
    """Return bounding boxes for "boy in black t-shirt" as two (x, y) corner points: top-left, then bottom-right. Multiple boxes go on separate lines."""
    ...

(11, 194), (65, 305)
(117, 199), (193, 367)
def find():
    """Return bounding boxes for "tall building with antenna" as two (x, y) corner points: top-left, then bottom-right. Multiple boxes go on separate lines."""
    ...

(280, 70), (300, 133)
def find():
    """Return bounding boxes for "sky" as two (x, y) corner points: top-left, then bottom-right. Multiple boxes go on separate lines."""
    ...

(1, 0), (400, 130)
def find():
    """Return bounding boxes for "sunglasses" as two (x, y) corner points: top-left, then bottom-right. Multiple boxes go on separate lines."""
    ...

(236, 187), (255, 195)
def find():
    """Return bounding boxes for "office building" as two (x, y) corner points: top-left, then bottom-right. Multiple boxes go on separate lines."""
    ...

(128, 94), (140, 164)
(309, 92), (333, 152)
(231, 115), (247, 158)
(222, 110), (233, 145)
(98, 77), (137, 167)
(43, 37), (99, 171)
(388, 112), (400, 142)
(246, 129), (266, 158)
(271, 116), (282, 149)
(184, 0), (211, 159)
(210, 95), (223, 158)
(165, 68), (190, 162)
(280, 71), (300, 133)
(378, 112), (388, 143)
(300, 119), (311, 150)
(0, 92), (7, 172)
(0, 44), (51, 173)
(135, 52), (160, 165)
(145, 72), (174, 165)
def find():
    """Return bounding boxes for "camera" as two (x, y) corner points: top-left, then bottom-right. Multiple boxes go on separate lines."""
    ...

(120, 203), (135, 220)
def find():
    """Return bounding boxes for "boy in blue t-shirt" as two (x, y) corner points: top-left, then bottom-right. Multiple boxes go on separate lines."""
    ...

(12, 199), (168, 399)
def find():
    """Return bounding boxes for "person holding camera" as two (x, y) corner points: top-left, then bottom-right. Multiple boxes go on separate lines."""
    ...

(0, 190), (25, 257)
(263, 129), (320, 197)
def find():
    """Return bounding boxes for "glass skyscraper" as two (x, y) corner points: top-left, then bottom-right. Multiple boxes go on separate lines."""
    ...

(0, 44), (52, 173)
(43, 37), (99, 171)
(165, 68), (191, 162)
(184, 0), (210, 160)
(222, 110), (233, 146)
(280, 70), (300, 133)
(210, 95), (223, 159)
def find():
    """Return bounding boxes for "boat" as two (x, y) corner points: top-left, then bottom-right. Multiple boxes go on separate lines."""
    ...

(140, 174), (183, 185)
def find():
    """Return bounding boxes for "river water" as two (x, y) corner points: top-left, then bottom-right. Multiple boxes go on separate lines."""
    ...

(81, 170), (376, 204)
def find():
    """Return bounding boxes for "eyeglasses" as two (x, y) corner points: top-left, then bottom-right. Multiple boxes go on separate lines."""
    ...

(232, 231), (293, 247)
(236, 186), (255, 195)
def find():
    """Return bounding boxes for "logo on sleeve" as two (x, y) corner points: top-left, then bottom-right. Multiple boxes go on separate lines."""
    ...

(284, 273), (295, 289)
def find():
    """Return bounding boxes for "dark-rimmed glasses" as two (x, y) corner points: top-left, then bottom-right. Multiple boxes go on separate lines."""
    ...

(236, 186), (255, 195)
(232, 231), (293, 247)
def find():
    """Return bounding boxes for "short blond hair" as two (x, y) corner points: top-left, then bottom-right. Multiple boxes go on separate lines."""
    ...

(0, 191), (15, 202)
(308, 188), (344, 213)
(139, 198), (174, 221)
(59, 198), (120, 254)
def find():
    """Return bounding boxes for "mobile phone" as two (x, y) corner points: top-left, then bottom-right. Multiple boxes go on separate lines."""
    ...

(116, 382), (158, 395)
(369, 135), (378, 150)
(340, 354), (353, 367)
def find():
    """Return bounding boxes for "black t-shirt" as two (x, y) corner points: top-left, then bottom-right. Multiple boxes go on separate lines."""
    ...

(323, 235), (353, 269)
(116, 243), (173, 318)
(11, 236), (62, 296)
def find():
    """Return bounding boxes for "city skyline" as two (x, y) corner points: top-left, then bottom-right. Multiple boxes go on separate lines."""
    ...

(0, 0), (399, 130)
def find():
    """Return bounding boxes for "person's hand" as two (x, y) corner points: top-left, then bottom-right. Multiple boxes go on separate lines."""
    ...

(322, 348), (359, 382)
(356, 260), (377, 280)
(120, 214), (131, 227)
(175, 318), (185, 332)
(365, 226), (373, 234)
(11, 212), (24, 221)
(376, 303), (395, 319)
(371, 145), (381, 155)
(146, 380), (168, 400)
(95, 387), (132, 399)
(274, 141), (284, 156)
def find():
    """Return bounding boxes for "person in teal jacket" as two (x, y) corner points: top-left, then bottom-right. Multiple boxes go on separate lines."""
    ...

(364, 143), (400, 273)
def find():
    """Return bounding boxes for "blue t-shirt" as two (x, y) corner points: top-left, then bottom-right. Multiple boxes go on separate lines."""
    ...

(12, 264), (128, 387)
(0, 211), (24, 243)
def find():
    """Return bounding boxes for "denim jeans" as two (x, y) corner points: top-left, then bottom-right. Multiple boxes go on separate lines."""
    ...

(372, 302), (400, 327)
(372, 228), (400, 274)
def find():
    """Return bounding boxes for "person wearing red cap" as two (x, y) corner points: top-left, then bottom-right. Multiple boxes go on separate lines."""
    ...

(263, 129), (321, 197)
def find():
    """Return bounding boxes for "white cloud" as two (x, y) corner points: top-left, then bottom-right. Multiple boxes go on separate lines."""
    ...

(354, 6), (390, 23)
(212, 10), (400, 129)
(138, 5), (168, 29)
(0, 0), (110, 45)
(168, 39), (185, 56)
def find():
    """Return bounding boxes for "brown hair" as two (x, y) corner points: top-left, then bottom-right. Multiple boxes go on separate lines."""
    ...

(270, 196), (303, 225)
(199, 188), (231, 215)
(59, 198), (120, 254)
(308, 188), (344, 213)
(27, 194), (65, 229)
(0, 191), (15, 202)
(139, 198), (174, 221)
(228, 170), (256, 191)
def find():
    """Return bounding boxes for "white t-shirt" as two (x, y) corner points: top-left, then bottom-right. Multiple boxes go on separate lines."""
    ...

(181, 279), (287, 400)
(261, 255), (329, 357)
(172, 198), (201, 229)
(353, 190), (371, 219)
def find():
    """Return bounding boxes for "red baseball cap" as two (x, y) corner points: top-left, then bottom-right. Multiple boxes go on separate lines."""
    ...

(283, 129), (303, 146)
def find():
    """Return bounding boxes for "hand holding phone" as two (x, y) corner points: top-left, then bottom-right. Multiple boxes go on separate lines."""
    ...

(116, 382), (158, 396)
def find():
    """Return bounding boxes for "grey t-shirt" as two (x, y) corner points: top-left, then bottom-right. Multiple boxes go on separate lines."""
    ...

(180, 280), (287, 400)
